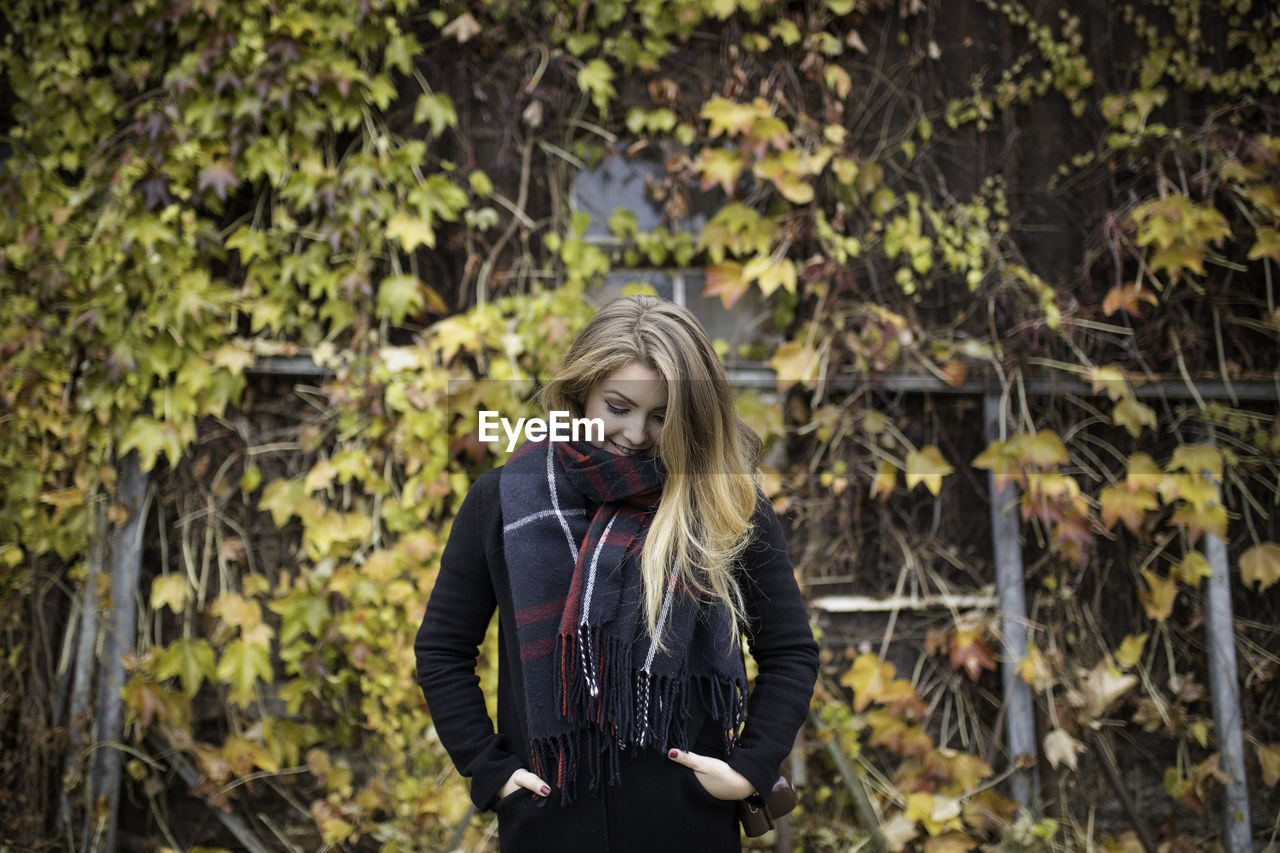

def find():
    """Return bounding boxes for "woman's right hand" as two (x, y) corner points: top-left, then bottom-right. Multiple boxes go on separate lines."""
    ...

(497, 768), (552, 800)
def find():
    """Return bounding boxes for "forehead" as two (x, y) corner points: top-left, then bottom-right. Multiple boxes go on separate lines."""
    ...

(597, 362), (667, 404)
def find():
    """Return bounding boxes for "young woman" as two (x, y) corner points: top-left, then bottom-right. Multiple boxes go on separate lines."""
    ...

(415, 295), (818, 852)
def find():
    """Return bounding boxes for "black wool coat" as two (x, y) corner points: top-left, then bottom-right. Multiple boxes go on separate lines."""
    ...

(414, 467), (819, 853)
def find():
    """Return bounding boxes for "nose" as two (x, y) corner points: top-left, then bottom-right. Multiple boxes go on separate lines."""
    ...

(623, 415), (648, 447)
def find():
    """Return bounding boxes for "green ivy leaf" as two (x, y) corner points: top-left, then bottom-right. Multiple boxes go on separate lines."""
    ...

(577, 58), (616, 116)
(377, 274), (425, 324)
(217, 638), (274, 708)
(156, 638), (216, 698)
(414, 93), (457, 137)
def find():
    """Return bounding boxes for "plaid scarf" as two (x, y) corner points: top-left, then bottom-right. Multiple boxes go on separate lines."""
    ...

(500, 439), (747, 803)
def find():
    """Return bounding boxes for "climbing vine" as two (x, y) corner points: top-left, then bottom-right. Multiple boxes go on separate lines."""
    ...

(2, 0), (1278, 850)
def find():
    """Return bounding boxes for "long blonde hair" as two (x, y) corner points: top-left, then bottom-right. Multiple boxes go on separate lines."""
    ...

(540, 295), (762, 647)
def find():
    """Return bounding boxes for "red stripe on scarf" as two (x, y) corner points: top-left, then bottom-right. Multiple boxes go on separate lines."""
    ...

(516, 597), (567, 628)
(520, 636), (556, 661)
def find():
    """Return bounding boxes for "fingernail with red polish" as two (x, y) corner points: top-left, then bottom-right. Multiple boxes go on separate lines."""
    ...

(540, 785), (551, 796)
(668, 749), (679, 759)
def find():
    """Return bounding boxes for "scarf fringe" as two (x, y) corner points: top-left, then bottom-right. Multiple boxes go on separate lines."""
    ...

(544, 624), (749, 804)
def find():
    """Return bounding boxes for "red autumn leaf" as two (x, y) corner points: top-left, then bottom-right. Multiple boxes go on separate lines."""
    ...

(702, 261), (749, 308)
(950, 628), (997, 681)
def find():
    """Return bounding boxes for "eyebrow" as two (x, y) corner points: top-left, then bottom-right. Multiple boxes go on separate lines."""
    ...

(604, 388), (666, 411)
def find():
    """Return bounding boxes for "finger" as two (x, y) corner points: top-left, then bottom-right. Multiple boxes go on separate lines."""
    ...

(515, 769), (552, 797)
(667, 748), (702, 769)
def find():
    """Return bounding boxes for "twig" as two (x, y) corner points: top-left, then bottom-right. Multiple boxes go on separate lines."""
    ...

(1086, 729), (1158, 853)
(809, 711), (887, 853)
(148, 736), (273, 853)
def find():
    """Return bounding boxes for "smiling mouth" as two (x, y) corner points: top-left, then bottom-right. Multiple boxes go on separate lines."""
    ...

(607, 441), (648, 456)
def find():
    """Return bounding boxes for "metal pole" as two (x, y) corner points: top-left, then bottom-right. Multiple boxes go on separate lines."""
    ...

(59, 500), (105, 834)
(1202, 477), (1252, 851)
(983, 394), (1039, 815)
(87, 453), (148, 851)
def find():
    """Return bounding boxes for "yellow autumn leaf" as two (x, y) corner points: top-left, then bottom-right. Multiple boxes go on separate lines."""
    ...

(1124, 452), (1163, 493)
(1239, 542), (1280, 593)
(212, 342), (255, 376)
(1257, 743), (1280, 787)
(839, 652), (895, 712)
(1174, 552), (1212, 588)
(1018, 643), (1053, 689)
(1112, 396), (1157, 438)
(1159, 472), (1218, 509)
(870, 457), (897, 500)
(1100, 832), (1146, 853)
(1098, 483), (1159, 534)
(1166, 444), (1223, 479)
(742, 253), (797, 297)
(972, 438), (1022, 491)
(693, 147), (744, 196)
(903, 791), (935, 826)
(767, 341), (821, 391)
(150, 573), (190, 614)
(1168, 502), (1228, 543)
(1139, 568), (1178, 622)
(427, 314), (485, 362)
(386, 211), (436, 251)
(905, 446), (954, 496)
(1023, 430), (1069, 467)
(700, 97), (761, 138)
(1115, 633), (1147, 669)
(1088, 364), (1129, 401)
(212, 592), (263, 630)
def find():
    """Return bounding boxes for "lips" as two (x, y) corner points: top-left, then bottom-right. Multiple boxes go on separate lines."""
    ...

(607, 441), (647, 456)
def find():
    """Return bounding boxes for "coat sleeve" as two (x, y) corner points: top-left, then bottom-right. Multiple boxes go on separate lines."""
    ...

(725, 493), (820, 800)
(414, 471), (523, 810)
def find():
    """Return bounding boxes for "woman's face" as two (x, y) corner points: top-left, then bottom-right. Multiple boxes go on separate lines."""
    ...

(583, 361), (667, 457)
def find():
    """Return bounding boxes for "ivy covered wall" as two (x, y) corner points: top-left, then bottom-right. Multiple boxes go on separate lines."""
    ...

(1, 0), (1278, 850)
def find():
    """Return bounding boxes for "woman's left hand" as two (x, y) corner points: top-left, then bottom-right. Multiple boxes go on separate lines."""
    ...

(667, 748), (756, 800)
